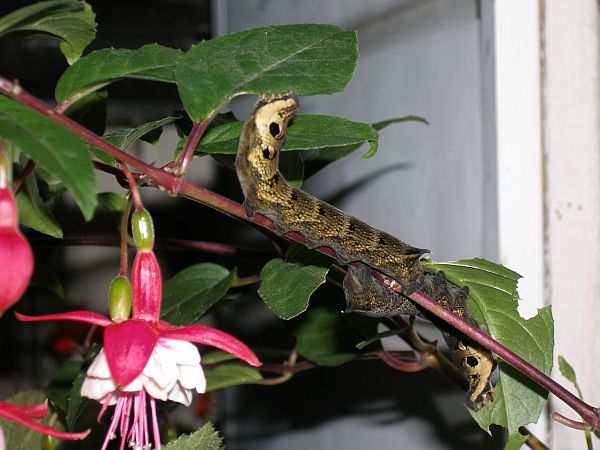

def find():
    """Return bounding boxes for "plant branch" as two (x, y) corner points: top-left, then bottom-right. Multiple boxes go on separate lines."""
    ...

(175, 119), (210, 176)
(2, 75), (599, 431)
(28, 236), (272, 259)
(13, 159), (36, 193)
(119, 196), (133, 276)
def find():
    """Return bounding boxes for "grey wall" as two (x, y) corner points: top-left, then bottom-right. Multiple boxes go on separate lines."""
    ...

(220, 0), (500, 449)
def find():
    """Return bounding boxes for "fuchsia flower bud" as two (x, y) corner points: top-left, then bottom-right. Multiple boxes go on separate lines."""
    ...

(0, 187), (33, 315)
(108, 276), (132, 322)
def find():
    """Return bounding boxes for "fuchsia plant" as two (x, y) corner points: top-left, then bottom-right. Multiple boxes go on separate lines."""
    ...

(1, 2), (600, 449)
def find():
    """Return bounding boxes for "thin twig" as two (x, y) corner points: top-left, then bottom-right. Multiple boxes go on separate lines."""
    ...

(232, 274), (261, 287)
(13, 159), (36, 193)
(175, 119), (210, 176)
(551, 412), (591, 431)
(119, 163), (143, 211)
(27, 236), (273, 258)
(119, 196), (133, 276)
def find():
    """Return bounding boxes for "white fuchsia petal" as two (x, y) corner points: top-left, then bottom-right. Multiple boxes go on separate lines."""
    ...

(144, 343), (179, 390)
(81, 377), (117, 403)
(178, 363), (205, 392)
(86, 349), (112, 378)
(166, 382), (193, 406)
(160, 338), (201, 365)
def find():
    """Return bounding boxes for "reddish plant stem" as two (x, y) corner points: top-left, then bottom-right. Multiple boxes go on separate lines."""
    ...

(28, 236), (272, 259)
(379, 350), (429, 373)
(119, 163), (143, 211)
(551, 412), (591, 431)
(119, 196), (134, 276)
(233, 274), (261, 287)
(1, 75), (599, 430)
(13, 160), (36, 193)
(258, 351), (415, 376)
(176, 119), (210, 176)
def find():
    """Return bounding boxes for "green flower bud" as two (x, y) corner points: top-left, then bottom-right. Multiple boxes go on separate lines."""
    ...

(0, 151), (9, 189)
(108, 276), (132, 322)
(42, 435), (57, 450)
(131, 209), (155, 251)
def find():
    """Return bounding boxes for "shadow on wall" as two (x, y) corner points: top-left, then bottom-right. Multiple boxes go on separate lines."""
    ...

(230, 361), (505, 450)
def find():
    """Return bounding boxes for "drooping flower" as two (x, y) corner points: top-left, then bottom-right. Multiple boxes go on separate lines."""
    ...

(17, 209), (260, 450)
(0, 399), (89, 449)
(0, 186), (34, 315)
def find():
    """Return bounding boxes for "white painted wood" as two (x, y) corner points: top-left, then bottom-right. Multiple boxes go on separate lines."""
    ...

(493, 1), (545, 319)
(492, 1), (547, 441)
(543, 1), (600, 448)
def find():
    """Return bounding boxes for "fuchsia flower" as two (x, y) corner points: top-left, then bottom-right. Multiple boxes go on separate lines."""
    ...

(0, 187), (34, 315)
(0, 399), (89, 448)
(17, 210), (261, 450)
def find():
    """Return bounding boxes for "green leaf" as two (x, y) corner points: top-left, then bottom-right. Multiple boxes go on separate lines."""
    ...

(55, 44), (184, 103)
(46, 360), (83, 414)
(16, 173), (63, 238)
(422, 258), (554, 445)
(46, 345), (99, 432)
(30, 265), (64, 298)
(0, 96), (97, 220)
(292, 287), (379, 366)
(104, 115), (181, 149)
(97, 192), (127, 213)
(63, 91), (107, 135)
(202, 350), (238, 365)
(65, 362), (89, 430)
(558, 355), (585, 404)
(163, 422), (223, 450)
(258, 245), (332, 320)
(197, 115), (377, 156)
(161, 263), (235, 326)
(205, 364), (262, 392)
(558, 355), (577, 386)
(279, 150), (304, 188)
(372, 115), (429, 130)
(0, 0), (96, 64)
(0, 390), (55, 450)
(304, 115), (426, 179)
(175, 24), (358, 120)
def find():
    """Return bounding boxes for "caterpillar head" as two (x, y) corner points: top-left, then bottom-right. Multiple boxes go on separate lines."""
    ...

(252, 92), (299, 158)
(235, 93), (299, 205)
(242, 93), (298, 164)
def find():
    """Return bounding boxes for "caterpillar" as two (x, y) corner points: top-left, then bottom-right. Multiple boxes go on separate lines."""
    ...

(235, 93), (495, 410)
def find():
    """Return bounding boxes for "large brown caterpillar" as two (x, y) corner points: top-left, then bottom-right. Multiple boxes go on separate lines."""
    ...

(235, 93), (495, 409)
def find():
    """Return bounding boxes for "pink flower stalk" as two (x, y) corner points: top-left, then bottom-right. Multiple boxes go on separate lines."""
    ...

(17, 249), (260, 450)
(0, 399), (89, 449)
(0, 187), (33, 314)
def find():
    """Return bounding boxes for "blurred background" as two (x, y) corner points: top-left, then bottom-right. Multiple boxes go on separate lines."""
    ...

(1, 1), (599, 449)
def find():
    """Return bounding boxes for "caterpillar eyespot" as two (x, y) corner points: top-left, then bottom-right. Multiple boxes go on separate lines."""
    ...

(262, 147), (273, 160)
(235, 92), (496, 410)
(269, 122), (282, 138)
(465, 356), (479, 368)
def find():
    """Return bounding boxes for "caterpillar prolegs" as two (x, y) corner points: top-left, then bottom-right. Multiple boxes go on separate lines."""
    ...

(235, 93), (495, 410)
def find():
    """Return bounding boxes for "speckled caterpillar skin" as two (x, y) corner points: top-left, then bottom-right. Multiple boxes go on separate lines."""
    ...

(344, 265), (495, 408)
(235, 93), (495, 409)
